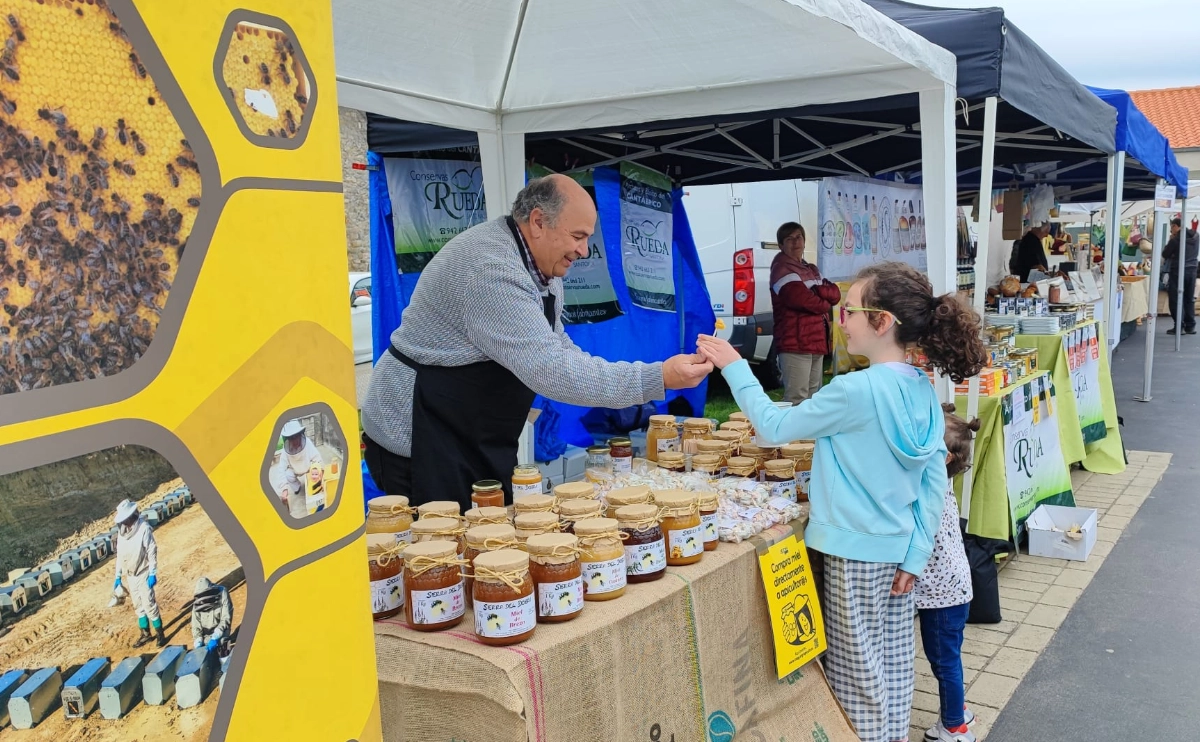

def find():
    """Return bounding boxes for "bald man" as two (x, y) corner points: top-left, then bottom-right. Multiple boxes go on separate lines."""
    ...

(363, 174), (712, 509)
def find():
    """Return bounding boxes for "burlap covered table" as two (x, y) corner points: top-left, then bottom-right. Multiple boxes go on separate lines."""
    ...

(374, 516), (860, 742)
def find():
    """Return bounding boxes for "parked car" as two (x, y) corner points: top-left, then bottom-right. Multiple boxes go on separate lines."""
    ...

(350, 272), (373, 364)
(683, 179), (818, 387)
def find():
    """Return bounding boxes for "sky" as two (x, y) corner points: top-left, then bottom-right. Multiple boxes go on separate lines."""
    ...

(926, 0), (1200, 91)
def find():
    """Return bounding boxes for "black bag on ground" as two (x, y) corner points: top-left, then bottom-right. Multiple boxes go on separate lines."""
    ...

(962, 528), (1011, 624)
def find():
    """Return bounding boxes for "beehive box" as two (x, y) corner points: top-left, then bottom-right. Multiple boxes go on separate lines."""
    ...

(14, 568), (51, 598)
(0, 584), (28, 614)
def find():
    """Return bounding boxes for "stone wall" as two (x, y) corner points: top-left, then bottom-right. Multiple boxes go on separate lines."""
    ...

(339, 106), (370, 272)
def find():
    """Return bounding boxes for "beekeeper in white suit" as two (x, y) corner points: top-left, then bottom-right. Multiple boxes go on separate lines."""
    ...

(269, 419), (326, 519)
(112, 499), (165, 648)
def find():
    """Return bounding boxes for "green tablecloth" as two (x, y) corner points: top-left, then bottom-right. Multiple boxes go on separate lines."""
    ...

(1015, 321), (1125, 475)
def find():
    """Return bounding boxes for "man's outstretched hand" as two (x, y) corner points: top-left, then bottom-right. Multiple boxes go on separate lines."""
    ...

(663, 353), (714, 390)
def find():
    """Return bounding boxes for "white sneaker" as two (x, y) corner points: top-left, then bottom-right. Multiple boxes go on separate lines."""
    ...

(923, 723), (976, 742)
(923, 709), (976, 742)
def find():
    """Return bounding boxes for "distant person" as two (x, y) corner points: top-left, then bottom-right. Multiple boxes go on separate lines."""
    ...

(112, 499), (165, 648)
(1010, 222), (1050, 281)
(1163, 217), (1197, 336)
(191, 577), (233, 656)
(269, 419), (326, 518)
(770, 221), (841, 404)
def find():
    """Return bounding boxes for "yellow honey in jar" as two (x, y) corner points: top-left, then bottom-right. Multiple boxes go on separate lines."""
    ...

(654, 491), (704, 566)
(574, 518), (627, 601)
(646, 415), (680, 462)
(512, 465), (544, 499)
(366, 496), (415, 547)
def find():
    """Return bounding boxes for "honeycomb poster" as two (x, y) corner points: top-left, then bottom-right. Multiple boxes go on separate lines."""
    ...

(0, 0), (379, 740)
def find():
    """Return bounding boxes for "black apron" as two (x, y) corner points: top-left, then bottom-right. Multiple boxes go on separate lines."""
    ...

(388, 217), (554, 511)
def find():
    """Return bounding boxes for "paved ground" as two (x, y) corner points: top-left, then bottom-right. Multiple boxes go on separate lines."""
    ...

(971, 325), (1200, 742)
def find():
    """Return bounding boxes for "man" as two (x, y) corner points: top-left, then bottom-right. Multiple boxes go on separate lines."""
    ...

(269, 419), (325, 518)
(362, 175), (712, 509)
(112, 499), (165, 648)
(191, 576), (233, 657)
(1163, 217), (1198, 335)
(1010, 222), (1051, 281)
(770, 221), (840, 404)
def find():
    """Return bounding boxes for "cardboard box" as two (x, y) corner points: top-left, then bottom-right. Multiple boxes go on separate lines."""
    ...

(1026, 504), (1098, 561)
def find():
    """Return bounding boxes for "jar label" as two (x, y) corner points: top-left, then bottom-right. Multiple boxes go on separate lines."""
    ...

(701, 513), (719, 543)
(474, 592), (536, 639)
(410, 581), (466, 625)
(537, 576), (584, 617)
(370, 573), (404, 613)
(612, 456), (632, 475)
(668, 524), (705, 559)
(657, 436), (681, 453)
(798, 471), (812, 497)
(582, 556), (627, 594)
(625, 539), (666, 576)
(394, 529), (413, 547)
(512, 481), (543, 499)
(770, 478), (797, 503)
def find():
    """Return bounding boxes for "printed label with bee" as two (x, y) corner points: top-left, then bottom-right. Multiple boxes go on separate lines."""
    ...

(473, 592), (535, 639)
(370, 572), (404, 613)
(536, 577), (583, 618)
(667, 523), (704, 559)
(409, 582), (465, 625)
(624, 539), (666, 575)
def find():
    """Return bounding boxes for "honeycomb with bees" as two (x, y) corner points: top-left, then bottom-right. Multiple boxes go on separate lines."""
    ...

(219, 20), (310, 141)
(0, 0), (201, 394)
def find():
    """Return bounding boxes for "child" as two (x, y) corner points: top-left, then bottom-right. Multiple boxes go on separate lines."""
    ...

(698, 262), (986, 742)
(916, 405), (981, 742)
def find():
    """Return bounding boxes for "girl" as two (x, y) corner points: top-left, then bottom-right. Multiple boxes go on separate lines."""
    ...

(698, 262), (986, 742)
(916, 406), (982, 742)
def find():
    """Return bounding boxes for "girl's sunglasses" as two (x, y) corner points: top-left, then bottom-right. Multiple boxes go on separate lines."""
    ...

(838, 305), (902, 326)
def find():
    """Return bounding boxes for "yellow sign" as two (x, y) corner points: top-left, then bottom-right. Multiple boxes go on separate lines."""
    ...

(758, 535), (825, 678)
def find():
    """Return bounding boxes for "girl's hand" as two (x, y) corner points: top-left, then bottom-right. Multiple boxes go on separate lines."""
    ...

(696, 334), (742, 370)
(891, 569), (916, 596)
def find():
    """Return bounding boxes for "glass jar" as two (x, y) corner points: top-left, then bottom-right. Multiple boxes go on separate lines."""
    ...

(513, 511), (561, 547)
(719, 420), (752, 440)
(711, 431), (743, 459)
(558, 498), (603, 533)
(472, 549), (536, 646)
(728, 411), (753, 434)
(646, 414), (680, 462)
(764, 459), (798, 503)
(680, 417), (714, 456)
(403, 540), (467, 632)
(471, 480), (505, 509)
(367, 533), (405, 621)
(739, 443), (768, 477)
(654, 491), (704, 566)
(512, 465), (544, 499)
(365, 496), (415, 547)
(417, 500), (463, 521)
(513, 494), (557, 516)
(605, 486), (651, 510)
(608, 437), (633, 475)
(573, 517), (627, 601)
(526, 533), (584, 623)
(554, 482), (596, 502)
(696, 440), (730, 465)
(691, 454), (723, 482)
(585, 445), (613, 484)
(410, 517), (467, 554)
(464, 524), (520, 603)
(781, 442), (815, 503)
(465, 506), (511, 528)
(614, 504), (666, 583)
(698, 493), (720, 551)
(725, 456), (758, 479)
(657, 451), (686, 473)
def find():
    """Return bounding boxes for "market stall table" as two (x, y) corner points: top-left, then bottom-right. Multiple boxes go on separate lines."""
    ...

(373, 515), (859, 742)
(1121, 276), (1151, 323)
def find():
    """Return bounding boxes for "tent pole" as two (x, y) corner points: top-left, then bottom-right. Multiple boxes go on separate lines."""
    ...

(920, 82), (958, 403)
(1104, 152), (1125, 360)
(960, 96), (998, 521)
(1176, 195), (1188, 351)
(1137, 184), (1166, 401)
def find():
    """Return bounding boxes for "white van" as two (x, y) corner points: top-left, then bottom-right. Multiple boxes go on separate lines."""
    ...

(683, 179), (819, 387)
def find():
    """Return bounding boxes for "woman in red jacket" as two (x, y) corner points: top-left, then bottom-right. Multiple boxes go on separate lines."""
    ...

(771, 222), (842, 403)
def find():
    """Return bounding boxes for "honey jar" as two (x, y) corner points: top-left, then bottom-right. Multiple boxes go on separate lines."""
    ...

(780, 442), (815, 503)
(608, 437), (633, 474)
(512, 465), (544, 499)
(574, 517), (627, 601)
(727, 411), (753, 434)
(725, 456), (758, 479)
(558, 498), (603, 533)
(403, 540), (467, 632)
(739, 443), (768, 476)
(367, 533), (405, 621)
(680, 417), (713, 455)
(719, 420), (752, 440)
(764, 459), (798, 503)
(654, 491), (704, 566)
(472, 549), (536, 646)
(696, 439), (730, 464)
(465, 524), (521, 603)
(646, 414), (680, 462)
(585, 445), (613, 483)
(365, 496), (414, 548)
(526, 533), (584, 623)
(513, 511), (561, 546)
(410, 517), (467, 554)
(614, 504), (666, 583)
(553, 481), (596, 501)
(465, 506), (511, 528)
(513, 494), (557, 515)
(471, 480), (505, 508)
(698, 493), (720, 551)
(691, 454), (723, 481)
(417, 501), (462, 521)
(711, 431), (743, 458)
(657, 451), (686, 473)
(605, 485), (651, 509)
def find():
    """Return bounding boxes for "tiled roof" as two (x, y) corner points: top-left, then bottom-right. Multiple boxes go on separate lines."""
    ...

(1130, 86), (1200, 149)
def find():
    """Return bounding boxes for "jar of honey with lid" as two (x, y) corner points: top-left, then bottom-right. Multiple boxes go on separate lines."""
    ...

(764, 459), (797, 503)
(691, 454), (723, 482)
(614, 504), (666, 583)
(367, 533), (405, 621)
(403, 540), (467, 632)
(781, 442), (815, 502)
(558, 498), (603, 533)
(711, 430), (743, 458)
(608, 437), (633, 475)
(585, 445), (613, 483)
(465, 506), (511, 528)
(646, 414), (680, 462)
(471, 480), (505, 509)
(728, 411), (753, 433)
(472, 549), (537, 645)
(654, 491), (704, 566)
(725, 456), (758, 479)
(554, 481), (596, 501)
(366, 496), (415, 547)
(526, 533), (584, 623)
(417, 500), (463, 521)
(514, 511), (561, 547)
(605, 485), (651, 510)
(464, 524), (520, 567)
(696, 439), (730, 465)
(719, 420), (752, 440)
(574, 517), (627, 601)
(513, 494), (557, 515)
(738, 443), (768, 476)
(512, 465), (544, 499)
(680, 417), (713, 455)
(410, 517), (467, 554)
(657, 451), (686, 473)
(697, 493), (720, 551)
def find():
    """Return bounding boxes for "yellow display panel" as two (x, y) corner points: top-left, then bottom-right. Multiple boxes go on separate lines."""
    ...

(0, 0), (378, 739)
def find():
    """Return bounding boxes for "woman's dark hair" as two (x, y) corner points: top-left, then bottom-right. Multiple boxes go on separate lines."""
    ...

(855, 262), (987, 383)
(941, 403), (981, 478)
(776, 221), (805, 246)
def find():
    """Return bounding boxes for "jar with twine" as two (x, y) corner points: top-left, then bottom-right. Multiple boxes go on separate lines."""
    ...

(472, 549), (537, 645)
(417, 500), (463, 521)
(513, 493), (557, 515)
(526, 533), (585, 623)
(464, 524), (521, 602)
(605, 485), (651, 509)
(553, 481), (597, 501)
(513, 511), (562, 546)
(573, 517), (629, 601)
(781, 442), (815, 470)
(681, 417), (714, 455)
(657, 451), (686, 473)
(710, 430), (743, 458)
(558, 498), (604, 532)
(654, 490), (703, 566)
(614, 504), (666, 583)
(410, 516), (468, 554)
(366, 496), (416, 546)
(367, 533), (407, 620)
(465, 506), (511, 527)
(718, 420), (752, 442)
(402, 540), (469, 632)
(691, 453), (723, 480)
(725, 456), (758, 479)
(695, 439), (731, 465)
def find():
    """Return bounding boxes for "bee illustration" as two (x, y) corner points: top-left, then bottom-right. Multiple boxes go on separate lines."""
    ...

(0, 91), (15, 116)
(7, 14), (23, 43)
(186, 197), (200, 207)
(284, 109), (297, 135)
(165, 162), (180, 188)
(429, 599), (446, 618)
(16, 259), (26, 287)
(37, 108), (67, 127)
(485, 613), (503, 632)
(90, 126), (106, 152)
(259, 62), (271, 86)
(113, 159), (135, 177)
(116, 118), (128, 146)
(128, 52), (146, 79)
(278, 62), (291, 86)
(130, 130), (146, 156)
